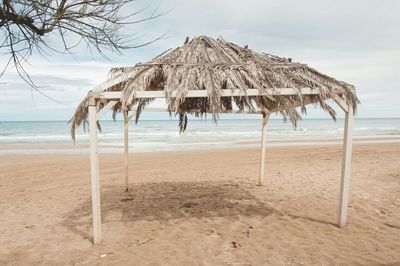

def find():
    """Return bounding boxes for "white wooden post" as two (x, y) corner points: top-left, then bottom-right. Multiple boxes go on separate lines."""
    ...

(88, 96), (102, 244)
(258, 113), (270, 186)
(123, 110), (129, 192)
(338, 105), (354, 227)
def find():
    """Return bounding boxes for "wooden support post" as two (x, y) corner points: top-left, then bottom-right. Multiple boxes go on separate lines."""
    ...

(338, 105), (354, 227)
(89, 97), (102, 244)
(258, 113), (270, 186)
(123, 110), (129, 192)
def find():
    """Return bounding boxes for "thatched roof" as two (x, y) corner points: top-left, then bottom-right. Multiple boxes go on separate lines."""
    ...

(70, 36), (359, 141)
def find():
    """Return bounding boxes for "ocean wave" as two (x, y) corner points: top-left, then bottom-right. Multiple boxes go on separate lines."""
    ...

(1, 119), (400, 154)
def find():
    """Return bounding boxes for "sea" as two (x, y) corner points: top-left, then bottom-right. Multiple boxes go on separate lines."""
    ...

(0, 118), (399, 155)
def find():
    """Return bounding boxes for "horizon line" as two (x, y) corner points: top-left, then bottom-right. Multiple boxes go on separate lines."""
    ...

(0, 117), (399, 123)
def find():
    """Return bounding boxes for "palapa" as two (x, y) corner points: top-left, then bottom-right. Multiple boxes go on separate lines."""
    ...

(70, 36), (359, 140)
(71, 36), (360, 244)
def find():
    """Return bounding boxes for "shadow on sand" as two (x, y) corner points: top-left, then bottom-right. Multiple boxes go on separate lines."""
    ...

(62, 180), (336, 241)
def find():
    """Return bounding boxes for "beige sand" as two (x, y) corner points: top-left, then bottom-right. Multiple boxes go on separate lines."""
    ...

(0, 143), (399, 265)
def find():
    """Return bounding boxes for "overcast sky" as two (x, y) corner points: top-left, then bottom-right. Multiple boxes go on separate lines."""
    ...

(1, 0), (399, 121)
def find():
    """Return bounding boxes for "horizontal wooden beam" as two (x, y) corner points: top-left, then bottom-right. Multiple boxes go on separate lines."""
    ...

(98, 88), (321, 100)
(93, 72), (138, 92)
(140, 107), (265, 114)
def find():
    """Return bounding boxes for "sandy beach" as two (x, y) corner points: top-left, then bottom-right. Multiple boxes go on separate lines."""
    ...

(0, 142), (399, 265)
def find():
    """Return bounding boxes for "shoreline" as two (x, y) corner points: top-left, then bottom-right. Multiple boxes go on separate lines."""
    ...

(1, 134), (400, 155)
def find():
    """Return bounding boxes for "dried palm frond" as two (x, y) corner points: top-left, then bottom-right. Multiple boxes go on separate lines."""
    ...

(70, 36), (359, 142)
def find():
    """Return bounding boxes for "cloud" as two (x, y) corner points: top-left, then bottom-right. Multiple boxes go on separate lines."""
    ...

(0, 0), (399, 120)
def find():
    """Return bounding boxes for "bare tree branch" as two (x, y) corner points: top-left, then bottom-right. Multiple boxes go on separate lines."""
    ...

(0, 0), (167, 102)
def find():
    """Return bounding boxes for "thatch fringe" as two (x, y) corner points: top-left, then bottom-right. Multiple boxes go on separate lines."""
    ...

(70, 36), (359, 142)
